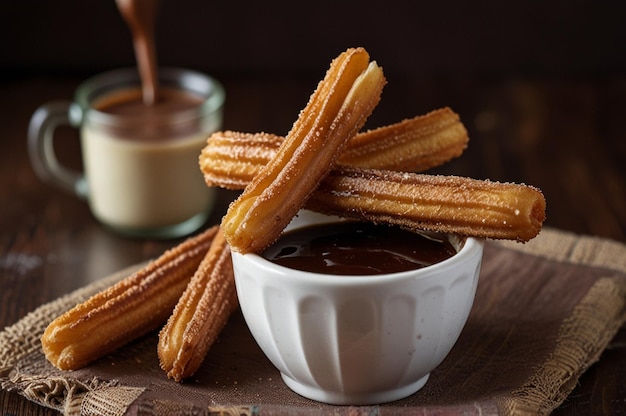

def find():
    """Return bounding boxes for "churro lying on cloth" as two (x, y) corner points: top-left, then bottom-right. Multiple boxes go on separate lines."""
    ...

(41, 226), (218, 370)
(158, 228), (237, 382)
(199, 107), (469, 189)
(221, 47), (386, 253)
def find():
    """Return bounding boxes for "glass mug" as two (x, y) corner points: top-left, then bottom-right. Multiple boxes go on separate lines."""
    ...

(28, 68), (225, 239)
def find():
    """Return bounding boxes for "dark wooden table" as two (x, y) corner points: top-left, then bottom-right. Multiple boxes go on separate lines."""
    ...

(1, 72), (625, 415)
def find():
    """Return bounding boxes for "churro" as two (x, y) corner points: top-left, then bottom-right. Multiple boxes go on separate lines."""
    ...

(221, 47), (386, 253)
(199, 107), (468, 189)
(307, 167), (546, 242)
(41, 226), (218, 370)
(339, 107), (468, 171)
(158, 228), (237, 382)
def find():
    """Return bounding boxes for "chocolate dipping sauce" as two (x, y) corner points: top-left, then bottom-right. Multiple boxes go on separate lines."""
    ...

(262, 222), (457, 275)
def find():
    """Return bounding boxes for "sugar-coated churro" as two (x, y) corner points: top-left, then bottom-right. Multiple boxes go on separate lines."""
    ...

(158, 228), (237, 382)
(199, 107), (468, 189)
(338, 106), (468, 171)
(307, 167), (546, 242)
(41, 226), (218, 370)
(221, 47), (386, 253)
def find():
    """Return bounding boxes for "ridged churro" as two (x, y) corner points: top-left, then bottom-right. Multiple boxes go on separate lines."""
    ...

(307, 167), (546, 242)
(201, 131), (283, 190)
(199, 107), (468, 189)
(339, 107), (468, 171)
(41, 226), (218, 370)
(158, 228), (237, 382)
(221, 47), (386, 253)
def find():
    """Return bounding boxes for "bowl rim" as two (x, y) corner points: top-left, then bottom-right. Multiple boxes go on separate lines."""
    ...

(232, 212), (484, 287)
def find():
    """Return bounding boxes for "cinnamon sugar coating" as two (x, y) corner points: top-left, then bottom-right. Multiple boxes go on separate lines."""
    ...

(158, 228), (237, 381)
(199, 107), (469, 189)
(221, 47), (386, 253)
(41, 226), (218, 370)
(307, 168), (546, 242)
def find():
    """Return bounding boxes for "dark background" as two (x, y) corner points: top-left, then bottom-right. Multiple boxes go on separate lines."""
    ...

(2, 0), (625, 137)
(3, 0), (626, 128)
(2, 0), (626, 77)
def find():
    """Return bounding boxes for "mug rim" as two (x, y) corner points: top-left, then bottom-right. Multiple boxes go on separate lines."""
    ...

(71, 67), (225, 127)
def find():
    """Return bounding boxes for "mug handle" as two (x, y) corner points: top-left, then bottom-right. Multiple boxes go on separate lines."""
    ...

(28, 101), (88, 199)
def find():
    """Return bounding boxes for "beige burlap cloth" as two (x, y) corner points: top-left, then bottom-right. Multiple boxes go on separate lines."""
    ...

(1, 227), (625, 416)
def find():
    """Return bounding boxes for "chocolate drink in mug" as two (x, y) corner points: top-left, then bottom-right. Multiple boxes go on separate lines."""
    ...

(81, 86), (215, 231)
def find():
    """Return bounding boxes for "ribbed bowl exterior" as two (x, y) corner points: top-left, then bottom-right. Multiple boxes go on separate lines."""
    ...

(232, 211), (484, 405)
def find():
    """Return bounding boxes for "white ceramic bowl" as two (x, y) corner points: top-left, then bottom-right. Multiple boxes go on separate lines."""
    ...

(231, 210), (484, 405)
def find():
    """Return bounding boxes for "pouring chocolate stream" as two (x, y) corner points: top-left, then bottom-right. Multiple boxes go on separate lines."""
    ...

(116, 0), (160, 105)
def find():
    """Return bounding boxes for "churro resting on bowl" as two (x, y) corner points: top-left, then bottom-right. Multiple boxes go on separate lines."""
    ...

(307, 167), (546, 242)
(199, 107), (469, 189)
(221, 47), (386, 253)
